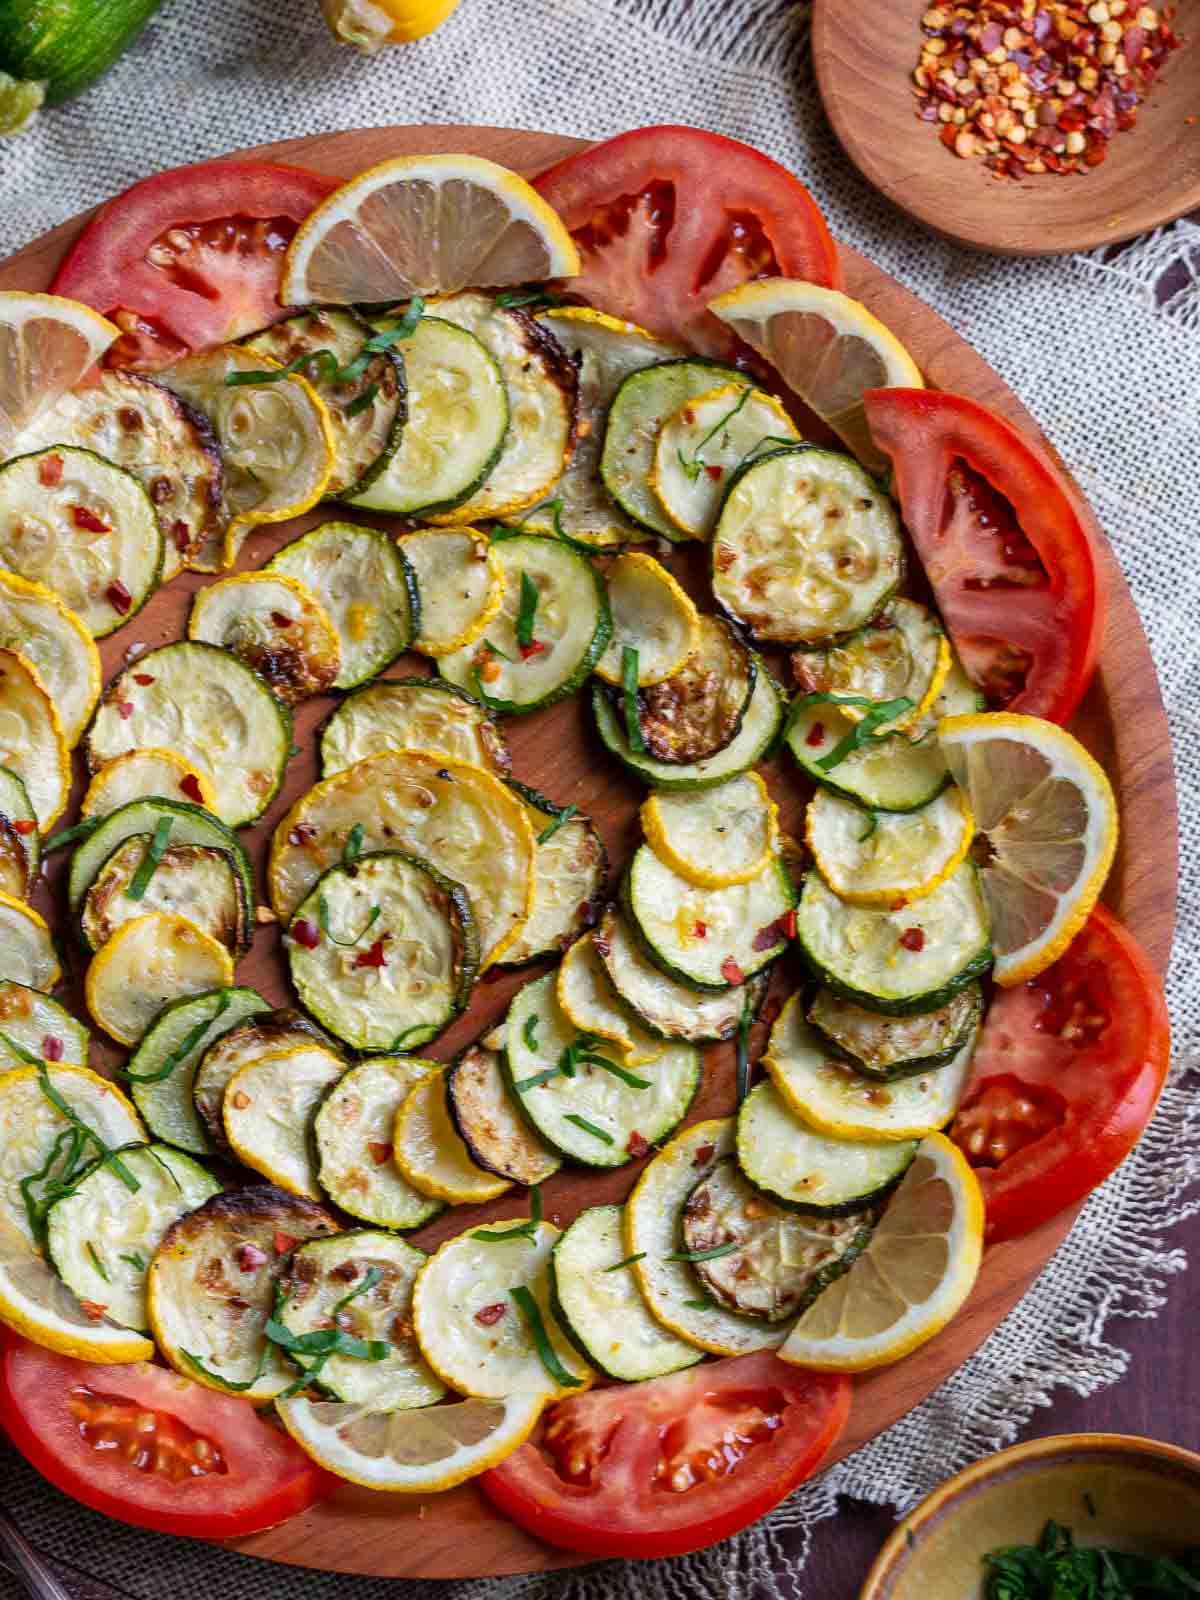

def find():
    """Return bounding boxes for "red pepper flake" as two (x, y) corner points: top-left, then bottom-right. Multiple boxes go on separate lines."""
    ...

(899, 927), (926, 952)
(273, 1232), (298, 1256)
(518, 640), (548, 660)
(805, 721), (825, 748)
(38, 453), (64, 487)
(172, 520), (191, 553)
(289, 822), (318, 847)
(72, 505), (111, 533)
(42, 1035), (64, 1061)
(291, 918), (321, 950)
(11, 818), (35, 835)
(693, 920), (708, 939)
(271, 612), (294, 628)
(353, 938), (388, 970)
(693, 1144), (715, 1167)
(106, 580), (133, 615)
(79, 1300), (108, 1321)
(235, 1242), (269, 1271)
(368, 1140), (393, 1166)
(721, 958), (745, 984)
(132, 672), (155, 686)
(626, 1130), (650, 1159)
(117, 701), (134, 720)
(179, 773), (204, 803)
(703, 464), (724, 481)
(474, 1303), (507, 1327)
(782, 909), (798, 939)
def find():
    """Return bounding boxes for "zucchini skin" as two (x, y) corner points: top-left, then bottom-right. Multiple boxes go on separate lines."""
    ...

(0, 0), (165, 105)
(806, 982), (984, 1081)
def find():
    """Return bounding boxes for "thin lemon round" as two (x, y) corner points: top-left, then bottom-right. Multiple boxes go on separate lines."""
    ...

(81, 748), (218, 820)
(779, 1131), (983, 1372)
(0, 893), (61, 990)
(84, 913), (235, 1046)
(642, 771), (779, 889)
(805, 785), (975, 907)
(707, 280), (923, 476)
(937, 712), (1118, 986)
(0, 291), (118, 455)
(281, 154), (581, 306)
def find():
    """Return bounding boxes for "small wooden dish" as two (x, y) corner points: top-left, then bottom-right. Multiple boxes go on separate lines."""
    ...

(860, 1433), (1200, 1598)
(812, 0), (1200, 255)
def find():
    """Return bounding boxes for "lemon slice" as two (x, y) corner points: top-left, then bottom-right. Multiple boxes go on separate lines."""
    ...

(277, 1388), (544, 1492)
(779, 1131), (983, 1372)
(0, 291), (118, 455)
(937, 712), (1118, 986)
(707, 280), (922, 476)
(81, 748), (218, 820)
(281, 155), (581, 306)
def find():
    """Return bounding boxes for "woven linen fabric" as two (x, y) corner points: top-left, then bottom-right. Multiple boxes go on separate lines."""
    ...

(2, 0), (1198, 1595)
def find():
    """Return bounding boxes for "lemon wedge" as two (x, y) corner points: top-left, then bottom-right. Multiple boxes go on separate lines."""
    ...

(0, 291), (118, 455)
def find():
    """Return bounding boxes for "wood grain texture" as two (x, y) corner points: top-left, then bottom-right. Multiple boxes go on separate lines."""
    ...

(812, 0), (1200, 255)
(0, 124), (1177, 1580)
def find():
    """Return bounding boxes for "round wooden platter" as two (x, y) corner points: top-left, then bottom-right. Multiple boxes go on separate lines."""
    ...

(812, 0), (1200, 256)
(0, 126), (1178, 1579)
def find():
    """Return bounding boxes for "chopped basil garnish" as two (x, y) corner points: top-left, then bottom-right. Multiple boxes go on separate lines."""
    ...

(124, 815), (173, 901)
(536, 804), (578, 845)
(791, 693), (916, 771)
(857, 812), (880, 843)
(224, 299), (425, 393)
(120, 992), (232, 1084)
(736, 989), (754, 1105)
(666, 1242), (739, 1263)
(563, 1112), (614, 1145)
(676, 385), (753, 480)
(494, 287), (571, 311)
(43, 817), (102, 854)
(590, 1057), (650, 1090)
(86, 1242), (111, 1283)
(472, 1185), (543, 1242)
(317, 893), (381, 949)
(119, 1251), (146, 1272)
(682, 1296), (716, 1310)
(621, 646), (645, 753)
(522, 1013), (540, 1053)
(342, 382), (379, 418)
(510, 1285), (583, 1389)
(333, 1265), (384, 1312)
(342, 823), (365, 866)
(603, 1252), (646, 1273)
(515, 570), (539, 649)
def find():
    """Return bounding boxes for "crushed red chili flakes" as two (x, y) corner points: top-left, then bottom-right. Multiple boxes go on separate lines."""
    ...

(11, 818), (36, 835)
(42, 1035), (64, 1061)
(353, 937), (388, 970)
(899, 927), (927, 952)
(72, 505), (111, 533)
(38, 453), (63, 487)
(913, 1), (1181, 178)
(475, 1303), (507, 1327)
(178, 773), (204, 804)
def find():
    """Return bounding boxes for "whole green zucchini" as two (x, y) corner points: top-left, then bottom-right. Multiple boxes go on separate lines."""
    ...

(0, 0), (165, 109)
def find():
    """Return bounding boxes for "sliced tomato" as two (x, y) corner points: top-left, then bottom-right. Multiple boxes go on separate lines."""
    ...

(52, 161), (337, 370)
(0, 1333), (332, 1538)
(480, 1352), (849, 1560)
(863, 388), (1106, 724)
(534, 126), (841, 355)
(950, 906), (1169, 1244)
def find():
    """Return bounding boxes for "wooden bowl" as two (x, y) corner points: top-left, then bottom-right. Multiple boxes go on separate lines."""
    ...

(812, 0), (1200, 255)
(860, 1434), (1200, 1598)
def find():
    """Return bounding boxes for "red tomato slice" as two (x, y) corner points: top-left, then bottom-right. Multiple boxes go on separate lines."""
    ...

(480, 1352), (850, 1560)
(534, 126), (841, 355)
(863, 387), (1106, 724)
(0, 1333), (331, 1538)
(950, 906), (1169, 1244)
(52, 161), (338, 370)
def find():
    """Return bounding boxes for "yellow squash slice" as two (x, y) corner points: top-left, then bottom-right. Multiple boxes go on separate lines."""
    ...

(651, 382), (799, 539)
(80, 749), (217, 820)
(556, 935), (665, 1068)
(392, 1068), (511, 1205)
(642, 771), (779, 889)
(398, 526), (504, 656)
(0, 895), (60, 990)
(188, 571), (341, 706)
(0, 572), (100, 747)
(85, 913), (234, 1046)
(223, 1046), (348, 1201)
(806, 785), (975, 907)
(0, 648), (69, 830)
(593, 552), (700, 687)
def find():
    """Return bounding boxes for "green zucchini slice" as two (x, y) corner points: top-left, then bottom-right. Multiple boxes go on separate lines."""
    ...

(682, 1158), (873, 1321)
(396, 527), (503, 657)
(125, 986), (270, 1155)
(86, 643), (292, 827)
(0, 768), (38, 879)
(312, 1055), (443, 1230)
(195, 1008), (333, 1158)
(349, 315), (507, 517)
(736, 1080), (917, 1215)
(622, 844), (795, 992)
(0, 815), (30, 900)
(651, 382), (800, 539)
(287, 850), (478, 1053)
(46, 1143), (220, 1331)
(795, 865), (992, 1015)
(784, 696), (952, 813)
(0, 446), (163, 636)
(790, 598), (948, 736)
(267, 522), (417, 690)
(67, 797), (253, 915)
(806, 982), (983, 1081)
(712, 446), (903, 645)
(549, 1204), (701, 1380)
(0, 981), (89, 1070)
(633, 614), (754, 765)
(445, 1042), (561, 1186)
(805, 785), (974, 907)
(438, 532), (611, 714)
(242, 308), (405, 500)
(499, 782), (607, 967)
(600, 358), (745, 539)
(187, 572), (341, 706)
(0, 569), (101, 747)
(80, 834), (248, 958)
(592, 658), (783, 792)
(276, 1232), (445, 1407)
(320, 677), (510, 779)
(223, 1045), (347, 1201)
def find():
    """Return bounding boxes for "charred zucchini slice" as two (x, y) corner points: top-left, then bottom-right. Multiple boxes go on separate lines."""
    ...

(195, 1008), (333, 1159)
(0, 816), (31, 900)
(712, 447), (904, 646)
(147, 1184), (337, 1402)
(397, 527), (504, 657)
(80, 749), (216, 820)
(87, 643), (292, 828)
(806, 982), (984, 1081)
(68, 798), (254, 917)
(0, 894), (60, 990)
(286, 850), (479, 1054)
(276, 1232), (444, 1407)
(633, 615), (754, 765)
(784, 696), (952, 813)
(445, 1043), (561, 1186)
(0, 647), (69, 830)
(223, 1045), (347, 1201)
(682, 1158), (873, 1322)
(0, 982), (89, 1070)
(0, 767), (38, 879)
(651, 382), (800, 539)
(593, 552), (699, 687)
(187, 572), (341, 706)
(0, 570), (100, 747)
(549, 1204), (701, 1381)
(393, 1066), (511, 1205)
(320, 677), (510, 779)
(805, 785), (975, 907)
(312, 1055), (443, 1230)
(0, 446), (163, 636)
(242, 307), (405, 500)
(46, 1143), (220, 1332)
(499, 781), (607, 968)
(80, 835), (248, 958)
(641, 770), (778, 890)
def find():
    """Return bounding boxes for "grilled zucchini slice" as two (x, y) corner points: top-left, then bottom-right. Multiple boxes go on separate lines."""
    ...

(320, 677), (510, 779)
(80, 836), (248, 958)
(626, 1118), (785, 1355)
(736, 1079), (917, 1214)
(445, 1043), (561, 1186)
(632, 615), (754, 765)
(80, 750), (217, 820)
(593, 552), (699, 687)
(268, 750), (534, 969)
(412, 1220), (592, 1398)
(806, 785), (975, 907)
(0, 816), (31, 900)
(87, 643), (292, 828)
(806, 982), (984, 1082)
(622, 844), (794, 992)
(499, 782), (607, 967)
(641, 770), (778, 889)
(242, 307), (405, 500)
(393, 1066), (511, 1205)
(398, 527), (504, 657)
(147, 1184), (337, 1402)
(591, 657), (783, 792)
(0, 768), (38, 878)
(796, 864), (992, 1015)
(223, 1045), (347, 1201)
(312, 1055), (443, 1230)
(0, 894), (60, 990)
(287, 850), (479, 1054)
(0, 648), (69, 829)
(68, 798), (253, 915)
(784, 696), (951, 813)
(349, 315), (508, 517)
(187, 572), (341, 705)
(550, 1204), (701, 1380)
(712, 447), (904, 646)
(46, 1143), (220, 1331)
(123, 986), (269, 1155)
(0, 446), (163, 636)
(0, 571), (100, 747)
(651, 383), (800, 539)
(439, 532), (611, 714)
(268, 522), (417, 690)
(85, 913), (235, 1047)
(791, 599), (950, 737)
(555, 933), (665, 1068)
(276, 1232), (444, 1407)
(601, 358), (745, 539)
(0, 982), (88, 1070)
(196, 1008), (333, 1160)
(683, 1158), (872, 1322)
(424, 293), (577, 525)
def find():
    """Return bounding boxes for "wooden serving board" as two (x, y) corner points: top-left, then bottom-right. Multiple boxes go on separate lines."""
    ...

(0, 126), (1178, 1580)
